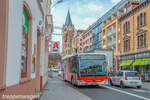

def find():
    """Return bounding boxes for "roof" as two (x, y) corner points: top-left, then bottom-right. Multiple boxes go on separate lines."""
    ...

(62, 53), (106, 60)
(77, 30), (85, 33)
(119, 0), (149, 22)
(64, 10), (73, 26)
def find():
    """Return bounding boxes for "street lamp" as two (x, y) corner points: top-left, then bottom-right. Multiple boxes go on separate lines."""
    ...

(52, 0), (63, 8)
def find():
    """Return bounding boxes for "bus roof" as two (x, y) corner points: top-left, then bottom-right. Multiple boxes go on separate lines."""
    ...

(62, 53), (106, 60)
(62, 54), (78, 60)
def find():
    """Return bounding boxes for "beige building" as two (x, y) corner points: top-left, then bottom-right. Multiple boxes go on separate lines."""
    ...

(72, 30), (84, 54)
(119, 0), (150, 81)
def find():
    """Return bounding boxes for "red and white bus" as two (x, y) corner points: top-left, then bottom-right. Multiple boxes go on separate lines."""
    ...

(61, 53), (108, 86)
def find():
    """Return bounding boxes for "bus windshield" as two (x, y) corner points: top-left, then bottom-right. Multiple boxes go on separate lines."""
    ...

(79, 54), (107, 76)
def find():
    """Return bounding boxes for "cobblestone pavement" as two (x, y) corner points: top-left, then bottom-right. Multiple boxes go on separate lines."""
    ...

(39, 78), (93, 100)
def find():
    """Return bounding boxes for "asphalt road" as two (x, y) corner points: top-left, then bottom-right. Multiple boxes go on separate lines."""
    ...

(49, 71), (150, 100)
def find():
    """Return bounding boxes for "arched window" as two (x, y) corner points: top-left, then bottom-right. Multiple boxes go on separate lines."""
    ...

(21, 5), (32, 78)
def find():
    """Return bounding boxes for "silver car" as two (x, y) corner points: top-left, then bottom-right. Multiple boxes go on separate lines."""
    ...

(109, 71), (142, 88)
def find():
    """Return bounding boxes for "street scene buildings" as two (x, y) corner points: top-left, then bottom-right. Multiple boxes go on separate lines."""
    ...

(1, 0), (150, 100)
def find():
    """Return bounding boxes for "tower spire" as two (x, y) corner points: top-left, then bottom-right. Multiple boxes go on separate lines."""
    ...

(65, 10), (73, 26)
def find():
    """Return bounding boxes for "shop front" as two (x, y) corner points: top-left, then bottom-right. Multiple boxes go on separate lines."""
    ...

(120, 51), (150, 82)
(133, 58), (150, 82)
(120, 59), (133, 70)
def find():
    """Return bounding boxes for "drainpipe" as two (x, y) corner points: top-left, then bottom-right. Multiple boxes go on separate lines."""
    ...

(132, 15), (135, 71)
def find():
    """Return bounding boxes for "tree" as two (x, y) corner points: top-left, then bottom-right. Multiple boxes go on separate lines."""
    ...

(48, 53), (62, 68)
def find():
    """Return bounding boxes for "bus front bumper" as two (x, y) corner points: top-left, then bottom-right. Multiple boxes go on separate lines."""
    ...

(77, 80), (108, 86)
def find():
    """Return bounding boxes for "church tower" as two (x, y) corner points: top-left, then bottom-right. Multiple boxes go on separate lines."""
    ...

(62, 10), (75, 57)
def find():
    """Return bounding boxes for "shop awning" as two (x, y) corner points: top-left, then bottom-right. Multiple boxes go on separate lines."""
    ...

(133, 58), (150, 66)
(120, 60), (133, 66)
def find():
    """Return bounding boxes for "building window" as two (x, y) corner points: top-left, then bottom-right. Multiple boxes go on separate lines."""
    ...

(103, 40), (105, 46)
(123, 24), (125, 33)
(137, 12), (146, 28)
(137, 33), (146, 48)
(123, 38), (130, 52)
(144, 12), (146, 25)
(140, 13), (143, 26)
(123, 21), (130, 34)
(137, 16), (140, 28)
(103, 30), (105, 36)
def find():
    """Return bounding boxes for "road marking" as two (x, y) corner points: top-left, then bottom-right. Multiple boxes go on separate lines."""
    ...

(132, 89), (150, 93)
(103, 86), (150, 100)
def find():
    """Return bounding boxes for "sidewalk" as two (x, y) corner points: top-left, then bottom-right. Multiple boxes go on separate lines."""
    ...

(142, 82), (150, 90)
(39, 78), (92, 100)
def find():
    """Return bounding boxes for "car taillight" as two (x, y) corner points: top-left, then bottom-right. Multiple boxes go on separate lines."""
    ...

(138, 75), (140, 80)
(125, 75), (128, 80)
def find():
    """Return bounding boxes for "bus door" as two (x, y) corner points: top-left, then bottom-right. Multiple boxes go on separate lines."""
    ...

(64, 66), (68, 80)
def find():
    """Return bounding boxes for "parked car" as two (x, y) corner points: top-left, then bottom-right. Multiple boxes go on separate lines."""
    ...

(50, 67), (54, 71)
(58, 70), (61, 76)
(53, 67), (60, 72)
(108, 71), (142, 88)
(48, 68), (50, 71)
(108, 72), (114, 77)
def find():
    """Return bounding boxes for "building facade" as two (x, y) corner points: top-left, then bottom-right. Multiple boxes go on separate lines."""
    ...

(40, 0), (53, 92)
(72, 30), (84, 54)
(77, 30), (84, 53)
(0, 0), (53, 99)
(119, 0), (150, 81)
(82, 28), (93, 53)
(62, 10), (75, 57)
(92, 19), (103, 50)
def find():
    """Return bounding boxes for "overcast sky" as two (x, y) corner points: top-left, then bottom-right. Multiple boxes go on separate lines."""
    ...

(51, 0), (121, 53)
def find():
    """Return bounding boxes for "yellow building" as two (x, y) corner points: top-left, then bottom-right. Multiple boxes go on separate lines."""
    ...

(102, 17), (120, 56)
(100, 0), (127, 72)
(102, 17), (121, 72)
(119, 0), (150, 81)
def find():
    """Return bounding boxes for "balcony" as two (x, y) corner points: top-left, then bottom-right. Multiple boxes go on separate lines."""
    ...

(103, 35), (106, 39)
(103, 45), (106, 48)
(107, 39), (116, 47)
(107, 31), (116, 37)
(118, 39), (121, 43)
(107, 26), (116, 37)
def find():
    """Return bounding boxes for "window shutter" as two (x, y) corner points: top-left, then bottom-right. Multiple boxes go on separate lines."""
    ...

(144, 12), (146, 25)
(128, 21), (130, 33)
(137, 16), (139, 28)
